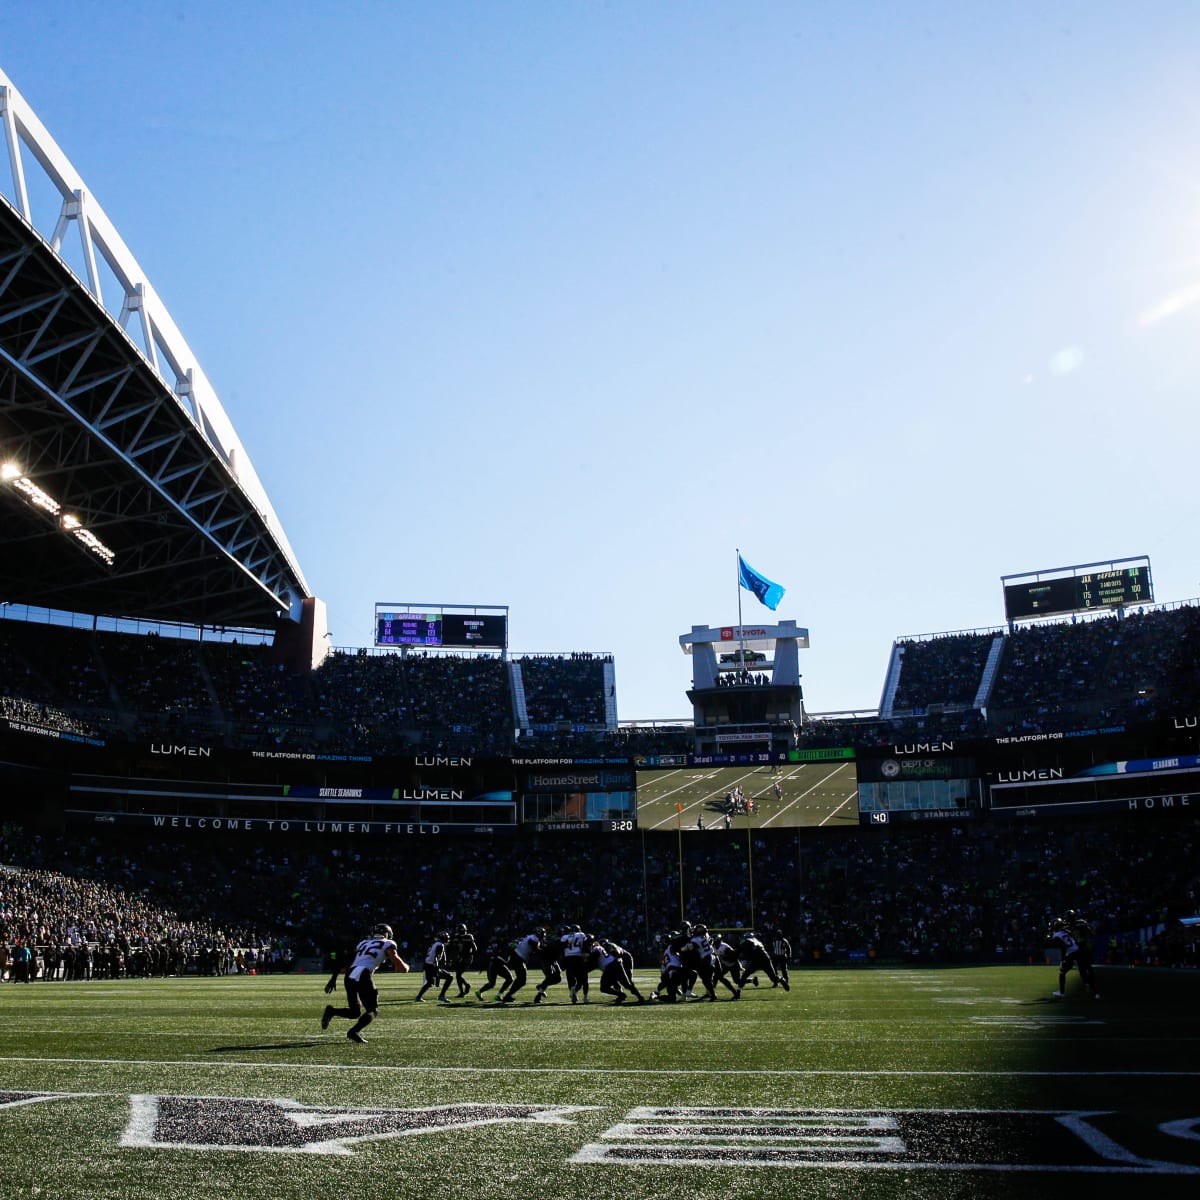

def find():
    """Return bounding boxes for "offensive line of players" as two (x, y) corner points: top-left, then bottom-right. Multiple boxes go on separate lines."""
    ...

(320, 921), (791, 1042)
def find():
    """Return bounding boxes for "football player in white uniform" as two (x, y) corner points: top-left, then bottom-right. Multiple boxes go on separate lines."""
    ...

(1050, 913), (1099, 999)
(594, 938), (646, 1004)
(561, 925), (594, 1004)
(498, 930), (542, 1003)
(322, 923), (409, 1042)
(414, 931), (454, 1003)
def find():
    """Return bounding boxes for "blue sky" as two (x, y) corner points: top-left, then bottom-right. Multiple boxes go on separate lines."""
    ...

(3, 3), (1199, 720)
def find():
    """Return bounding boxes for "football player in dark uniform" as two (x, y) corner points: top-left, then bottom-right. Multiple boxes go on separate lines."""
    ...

(738, 930), (787, 990)
(478, 930), (541, 1004)
(679, 928), (738, 1001)
(448, 923), (478, 998)
(654, 933), (686, 1002)
(533, 926), (567, 1004)
(474, 937), (515, 1003)
(322, 923), (409, 1043)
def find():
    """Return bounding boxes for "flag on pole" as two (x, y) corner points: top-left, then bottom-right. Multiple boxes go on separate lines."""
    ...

(738, 554), (785, 611)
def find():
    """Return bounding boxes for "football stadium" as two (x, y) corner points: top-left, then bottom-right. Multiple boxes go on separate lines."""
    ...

(2, 60), (1200, 1200)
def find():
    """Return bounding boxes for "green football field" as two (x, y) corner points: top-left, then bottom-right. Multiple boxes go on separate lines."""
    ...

(3, 965), (1199, 1199)
(636, 761), (859, 831)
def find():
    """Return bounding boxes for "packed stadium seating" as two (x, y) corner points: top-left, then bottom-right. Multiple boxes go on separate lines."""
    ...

(1, 813), (1196, 978)
(3, 603), (1200, 981)
(4, 603), (1199, 753)
(885, 604), (1200, 737)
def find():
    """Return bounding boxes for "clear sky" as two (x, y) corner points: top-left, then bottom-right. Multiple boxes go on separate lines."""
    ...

(3, 3), (1198, 720)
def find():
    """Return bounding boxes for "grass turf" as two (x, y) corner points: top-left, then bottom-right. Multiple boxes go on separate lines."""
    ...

(2, 964), (1199, 1199)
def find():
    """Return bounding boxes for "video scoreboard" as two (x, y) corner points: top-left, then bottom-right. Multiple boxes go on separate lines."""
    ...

(374, 604), (507, 651)
(1002, 559), (1152, 622)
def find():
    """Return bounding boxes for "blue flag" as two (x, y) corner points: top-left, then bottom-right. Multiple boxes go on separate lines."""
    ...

(738, 554), (785, 611)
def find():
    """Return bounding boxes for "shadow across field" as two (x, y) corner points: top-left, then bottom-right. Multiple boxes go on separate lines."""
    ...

(210, 1041), (325, 1053)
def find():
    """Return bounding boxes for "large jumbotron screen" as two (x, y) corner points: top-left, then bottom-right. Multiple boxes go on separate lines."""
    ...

(633, 749), (860, 831)
(374, 603), (508, 651)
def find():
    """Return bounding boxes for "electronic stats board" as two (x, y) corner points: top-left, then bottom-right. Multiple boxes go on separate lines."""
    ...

(374, 605), (507, 651)
(1002, 562), (1152, 622)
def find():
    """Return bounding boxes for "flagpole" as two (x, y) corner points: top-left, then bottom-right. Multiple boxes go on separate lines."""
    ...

(735, 547), (746, 675)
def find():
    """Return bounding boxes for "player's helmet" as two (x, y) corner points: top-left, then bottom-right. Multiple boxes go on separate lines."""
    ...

(456, 923), (467, 933)
(372, 923), (393, 940)
(694, 923), (708, 935)
(438, 931), (450, 942)
(572, 924), (582, 933)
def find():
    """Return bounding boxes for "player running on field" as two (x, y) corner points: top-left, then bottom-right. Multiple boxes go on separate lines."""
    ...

(322, 922), (409, 1043)
(475, 937), (515, 1003)
(414, 931), (454, 1003)
(738, 930), (788, 990)
(1049, 912), (1100, 1000)
(479, 930), (541, 1003)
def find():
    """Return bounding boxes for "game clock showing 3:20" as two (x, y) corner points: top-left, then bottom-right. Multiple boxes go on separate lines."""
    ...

(1003, 565), (1151, 621)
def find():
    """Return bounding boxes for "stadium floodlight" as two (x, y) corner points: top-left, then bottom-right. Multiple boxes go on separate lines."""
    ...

(1, 461), (115, 566)
(9, 472), (61, 516)
(67, 524), (116, 566)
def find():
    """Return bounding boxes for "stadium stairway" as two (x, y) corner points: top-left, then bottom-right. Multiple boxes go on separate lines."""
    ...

(973, 634), (1007, 710)
(602, 659), (618, 730)
(508, 660), (530, 732)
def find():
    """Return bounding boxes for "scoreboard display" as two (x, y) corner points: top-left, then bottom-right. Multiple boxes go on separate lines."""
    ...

(375, 606), (507, 650)
(1003, 564), (1151, 621)
(376, 613), (441, 647)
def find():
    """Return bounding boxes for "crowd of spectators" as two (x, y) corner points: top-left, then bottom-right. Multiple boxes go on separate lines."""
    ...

(516, 653), (611, 729)
(891, 631), (996, 713)
(715, 669), (771, 687)
(3, 603), (1199, 757)
(0, 822), (278, 981)
(2, 810), (1197, 977)
(885, 604), (1200, 740)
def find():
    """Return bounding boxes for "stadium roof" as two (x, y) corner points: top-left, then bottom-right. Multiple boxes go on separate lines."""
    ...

(0, 69), (309, 628)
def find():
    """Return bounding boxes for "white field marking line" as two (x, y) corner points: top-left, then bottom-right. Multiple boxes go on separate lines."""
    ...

(569, 1148), (1200, 1174)
(644, 765), (778, 831)
(759, 763), (850, 828)
(0, 1091), (103, 1107)
(3, 1055), (1200, 1077)
(643, 770), (736, 831)
(818, 769), (858, 826)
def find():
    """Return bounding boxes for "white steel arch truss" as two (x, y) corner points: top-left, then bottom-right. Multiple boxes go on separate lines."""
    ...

(0, 67), (309, 625)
